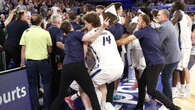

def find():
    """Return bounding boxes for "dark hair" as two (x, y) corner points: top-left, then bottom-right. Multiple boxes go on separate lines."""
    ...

(31, 14), (42, 25)
(96, 5), (104, 10)
(83, 11), (101, 28)
(84, 4), (95, 12)
(16, 10), (25, 20)
(171, 1), (186, 12)
(60, 20), (72, 33)
(140, 8), (152, 20)
(151, 9), (159, 17)
(139, 14), (150, 25)
(68, 11), (77, 20)
(126, 23), (137, 35)
(103, 12), (118, 25)
(114, 2), (122, 11)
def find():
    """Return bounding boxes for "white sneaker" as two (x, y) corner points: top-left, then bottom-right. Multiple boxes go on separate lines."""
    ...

(103, 102), (115, 110)
(145, 93), (150, 102)
(158, 105), (169, 110)
(185, 86), (192, 94)
(179, 87), (186, 97)
(172, 88), (180, 99)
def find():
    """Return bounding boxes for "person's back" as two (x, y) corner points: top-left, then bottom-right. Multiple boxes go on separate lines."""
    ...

(89, 28), (123, 69)
(135, 25), (164, 66)
(63, 31), (84, 64)
(21, 26), (51, 60)
(6, 19), (29, 47)
(159, 20), (181, 64)
(20, 14), (52, 110)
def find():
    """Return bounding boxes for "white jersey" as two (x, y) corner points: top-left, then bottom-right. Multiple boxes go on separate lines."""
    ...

(175, 10), (192, 49)
(88, 28), (123, 70)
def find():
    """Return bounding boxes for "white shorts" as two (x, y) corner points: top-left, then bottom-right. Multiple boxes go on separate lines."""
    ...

(177, 48), (191, 71)
(70, 64), (124, 90)
(127, 40), (146, 71)
(90, 65), (124, 87)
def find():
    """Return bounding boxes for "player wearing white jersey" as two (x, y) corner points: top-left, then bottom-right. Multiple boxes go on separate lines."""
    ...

(80, 12), (124, 110)
(88, 28), (124, 86)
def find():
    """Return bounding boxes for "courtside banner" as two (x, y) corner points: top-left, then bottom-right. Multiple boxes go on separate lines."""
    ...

(0, 67), (32, 110)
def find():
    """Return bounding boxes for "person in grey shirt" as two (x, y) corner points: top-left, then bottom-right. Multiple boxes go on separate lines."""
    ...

(157, 9), (182, 102)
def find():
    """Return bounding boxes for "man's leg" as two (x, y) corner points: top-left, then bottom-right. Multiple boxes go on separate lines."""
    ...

(76, 63), (101, 110)
(39, 60), (52, 110)
(106, 82), (114, 103)
(161, 62), (178, 102)
(134, 67), (147, 109)
(26, 61), (39, 110)
(50, 65), (73, 110)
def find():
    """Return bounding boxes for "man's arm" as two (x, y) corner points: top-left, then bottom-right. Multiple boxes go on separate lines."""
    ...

(56, 42), (64, 50)
(48, 46), (52, 53)
(82, 19), (109, 43)
(83, 42), (88, 57)
(20, 45), (26, 67)
(116, 34), (137, 46)
(4, 9), (16, 27)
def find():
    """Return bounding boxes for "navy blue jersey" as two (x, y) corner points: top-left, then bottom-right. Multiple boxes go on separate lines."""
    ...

(134, 26), (165, 66)
(63, 31), (84, 64)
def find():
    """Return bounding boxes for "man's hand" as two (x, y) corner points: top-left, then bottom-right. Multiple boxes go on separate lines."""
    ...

(0, 45), (3, 49)
(101, 18), (110, 29)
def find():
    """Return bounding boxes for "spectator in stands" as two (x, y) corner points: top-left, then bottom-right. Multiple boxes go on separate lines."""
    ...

(16, 0), (26, 10)
(4, 10), (29, 69)
(83, 4), (94, 14)
(51, 3), (59, 15)
(20, 14), (52, 110)
(40, 1), (48, 19)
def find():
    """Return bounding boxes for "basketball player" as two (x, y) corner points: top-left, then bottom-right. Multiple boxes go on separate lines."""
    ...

(69, 11), (124, 110)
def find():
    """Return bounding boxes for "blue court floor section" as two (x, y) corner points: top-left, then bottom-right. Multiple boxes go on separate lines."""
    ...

(64, 68), (165, 110)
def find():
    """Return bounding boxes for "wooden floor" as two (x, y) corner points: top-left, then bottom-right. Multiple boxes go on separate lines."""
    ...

(174, 65), (195, 110)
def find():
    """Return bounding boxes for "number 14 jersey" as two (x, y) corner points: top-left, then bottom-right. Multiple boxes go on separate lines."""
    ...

(88, 28), (124, 70)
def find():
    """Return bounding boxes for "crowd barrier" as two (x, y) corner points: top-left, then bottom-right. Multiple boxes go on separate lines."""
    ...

(0, 67), (32, 110)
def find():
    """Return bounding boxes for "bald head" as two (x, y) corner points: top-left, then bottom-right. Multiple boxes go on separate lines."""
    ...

(159, 9), (170, 18)
(157, 9), (170, 24)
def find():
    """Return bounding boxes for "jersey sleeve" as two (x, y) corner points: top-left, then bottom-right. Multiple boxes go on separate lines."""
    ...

(75, 31), (84, 41)
(134, 29), (144, 39)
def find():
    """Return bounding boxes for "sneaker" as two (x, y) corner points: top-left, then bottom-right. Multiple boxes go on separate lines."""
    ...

(103, 102), (115, 110)
(185, 86), (191, 94)
(179, 87), (186, 97)
(145, 93), (150, 102)
(64, 96), (75, 110)
(172, 88), (180, 99)
(159, 105), (169, 110)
